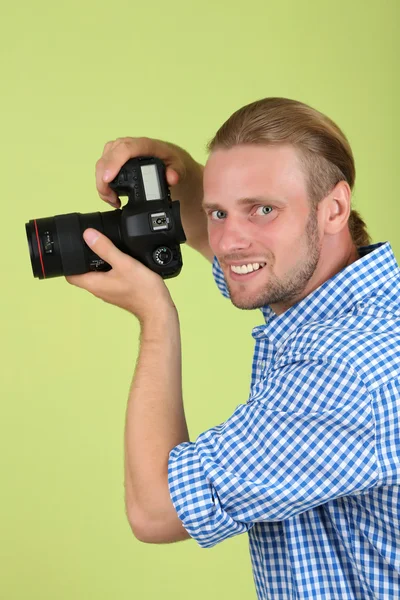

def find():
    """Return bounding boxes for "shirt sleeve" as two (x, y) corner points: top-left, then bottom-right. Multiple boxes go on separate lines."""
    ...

(167, 358), (379, 548)
(212, 256), (230, 299)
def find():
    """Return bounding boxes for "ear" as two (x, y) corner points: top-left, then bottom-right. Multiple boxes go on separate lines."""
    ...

(320, 180), (352, 235)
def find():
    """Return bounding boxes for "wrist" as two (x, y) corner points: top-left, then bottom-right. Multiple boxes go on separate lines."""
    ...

(139, 304), (179, 342)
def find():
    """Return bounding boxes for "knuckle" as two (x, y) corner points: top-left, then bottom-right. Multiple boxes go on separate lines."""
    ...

(114, 137), (132, 147)
(102, 140), (114, 154)
(110, 136), (155, 158)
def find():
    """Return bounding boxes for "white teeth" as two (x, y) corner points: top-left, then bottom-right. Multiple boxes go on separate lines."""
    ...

(231, 262), (266, 274)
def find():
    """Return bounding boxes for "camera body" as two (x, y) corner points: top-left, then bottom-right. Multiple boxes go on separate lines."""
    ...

(108, 156), (186, 278)
(25, 156), (186, 280)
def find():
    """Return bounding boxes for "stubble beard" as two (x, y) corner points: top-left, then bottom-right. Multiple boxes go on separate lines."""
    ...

(226, 207), (321, 310)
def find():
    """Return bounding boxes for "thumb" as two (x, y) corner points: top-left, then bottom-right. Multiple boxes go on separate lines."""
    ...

(83, 228), (100, 245)
(83, 228), (121, 265)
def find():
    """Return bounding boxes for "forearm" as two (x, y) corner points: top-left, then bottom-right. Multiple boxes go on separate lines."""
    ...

(173, 160), (205, 246)
(170, 158), (213, 262)
(124, 307), (190, 526)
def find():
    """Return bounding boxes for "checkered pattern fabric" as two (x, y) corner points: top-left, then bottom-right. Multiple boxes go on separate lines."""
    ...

(168, 242), (400, 599)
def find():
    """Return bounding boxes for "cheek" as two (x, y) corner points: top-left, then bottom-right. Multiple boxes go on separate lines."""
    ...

(207, 225), (220, 252)
(267, 223), (308, 267)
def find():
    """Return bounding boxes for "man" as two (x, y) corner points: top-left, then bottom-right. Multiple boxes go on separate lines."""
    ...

(66, 98), (400, 599)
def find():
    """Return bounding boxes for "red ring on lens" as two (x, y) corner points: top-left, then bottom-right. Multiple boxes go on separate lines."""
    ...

(33, 220), (46, 279)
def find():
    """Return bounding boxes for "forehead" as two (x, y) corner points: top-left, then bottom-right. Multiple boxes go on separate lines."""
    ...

(203, 144), (308, 205)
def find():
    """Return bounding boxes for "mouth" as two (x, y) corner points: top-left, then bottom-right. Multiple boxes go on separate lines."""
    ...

(226, 262), (267, 282)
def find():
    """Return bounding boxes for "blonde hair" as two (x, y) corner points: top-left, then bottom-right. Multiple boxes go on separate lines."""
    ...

(206, 97), (371, 247)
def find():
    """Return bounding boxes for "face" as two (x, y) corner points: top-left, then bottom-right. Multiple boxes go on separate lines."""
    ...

(202, 144), (322, 314)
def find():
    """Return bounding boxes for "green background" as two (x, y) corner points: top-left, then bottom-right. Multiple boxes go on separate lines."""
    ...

(1, 1), (398, 598)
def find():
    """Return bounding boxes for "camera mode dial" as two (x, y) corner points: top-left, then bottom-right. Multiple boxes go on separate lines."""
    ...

(153, 246), (173, 266)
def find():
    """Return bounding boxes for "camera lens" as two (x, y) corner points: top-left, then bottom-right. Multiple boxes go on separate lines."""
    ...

(25, 210), (122, 279)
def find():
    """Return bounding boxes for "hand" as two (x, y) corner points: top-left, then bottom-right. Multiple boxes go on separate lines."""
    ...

(95, 136), (195, 209)
(95, 136), (211, 262)
(65, 228), (175, 322)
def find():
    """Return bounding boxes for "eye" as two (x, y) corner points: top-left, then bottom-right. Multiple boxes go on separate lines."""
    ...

(210, 209), (227, 220)
(254, 205), (273, 216)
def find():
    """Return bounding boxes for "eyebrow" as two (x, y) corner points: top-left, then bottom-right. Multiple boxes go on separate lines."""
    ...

(201, 196), (288, 210)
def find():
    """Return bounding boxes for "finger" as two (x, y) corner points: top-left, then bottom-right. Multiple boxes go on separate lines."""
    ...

(82, 228), (126, 268)
(102, 140), (114, 156)
(96, 137), (182, 206)
(96, 139), (132, 207)
(99, 137), (154, 185)
(100, 137), (184, 186)
(65, 271), (107, 290)
(166, 167), (179, 186)
(96, 143), (120, 207)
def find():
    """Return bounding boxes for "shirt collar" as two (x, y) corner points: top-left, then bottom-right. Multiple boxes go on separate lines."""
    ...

(252, 242), (399, 344)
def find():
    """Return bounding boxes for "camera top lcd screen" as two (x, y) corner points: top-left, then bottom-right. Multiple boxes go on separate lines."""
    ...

(141, 164), (162, 201)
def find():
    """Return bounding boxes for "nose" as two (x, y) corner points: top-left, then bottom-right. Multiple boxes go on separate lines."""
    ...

(217, 217), (251, 255)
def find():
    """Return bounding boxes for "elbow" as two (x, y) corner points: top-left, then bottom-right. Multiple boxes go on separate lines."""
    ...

(128, 515), (172, 545)
(125, 489), (192, 544)
(129, 521), (152, 544)
(126, 503), (152, 543)
(126, 508), (192, 545)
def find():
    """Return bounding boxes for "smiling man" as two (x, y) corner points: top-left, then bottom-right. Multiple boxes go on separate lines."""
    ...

(202, 143), (359, 313)
(67, 98), (400, 599)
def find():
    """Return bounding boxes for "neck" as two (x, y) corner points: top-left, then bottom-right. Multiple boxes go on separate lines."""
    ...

(272, 235), (359, 315)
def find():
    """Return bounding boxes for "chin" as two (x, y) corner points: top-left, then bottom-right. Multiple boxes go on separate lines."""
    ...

(229, 292), (265, 310)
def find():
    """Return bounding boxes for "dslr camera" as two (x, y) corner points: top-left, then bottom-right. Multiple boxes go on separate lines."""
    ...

(25, 157), (186, 280)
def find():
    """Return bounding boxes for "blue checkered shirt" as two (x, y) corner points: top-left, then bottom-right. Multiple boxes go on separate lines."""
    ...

(168, 242), (400, 599)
